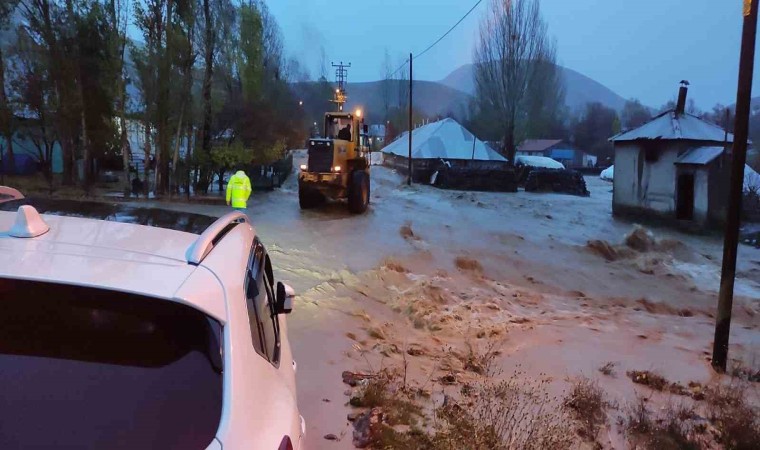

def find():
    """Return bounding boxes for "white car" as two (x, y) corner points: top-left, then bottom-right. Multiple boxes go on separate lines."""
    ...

(0, 187), (304, 450)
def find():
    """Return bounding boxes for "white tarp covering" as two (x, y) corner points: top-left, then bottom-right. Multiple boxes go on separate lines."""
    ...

(600, 165), (614, 181)
(381, 118), (507, 161)
(746, 165), (760, 193)
(515, 155), (564, 169)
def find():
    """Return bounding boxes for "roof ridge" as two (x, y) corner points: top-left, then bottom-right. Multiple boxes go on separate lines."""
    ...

(685, 111), (733, 134)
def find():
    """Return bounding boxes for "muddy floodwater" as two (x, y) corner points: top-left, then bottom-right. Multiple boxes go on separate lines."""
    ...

(128, 151), (759, 449)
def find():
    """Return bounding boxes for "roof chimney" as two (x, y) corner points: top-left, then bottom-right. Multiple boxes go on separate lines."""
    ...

(676, 80), (690, 115)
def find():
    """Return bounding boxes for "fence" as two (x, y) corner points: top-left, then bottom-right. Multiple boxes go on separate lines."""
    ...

(383, 153), (518, 192)
(245, 152), (294, 190)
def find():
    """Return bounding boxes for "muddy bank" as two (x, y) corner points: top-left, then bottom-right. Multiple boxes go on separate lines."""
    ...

(304, 221), (759, 448)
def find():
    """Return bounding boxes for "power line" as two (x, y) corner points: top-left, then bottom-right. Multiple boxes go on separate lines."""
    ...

(388, 0), (484, 78)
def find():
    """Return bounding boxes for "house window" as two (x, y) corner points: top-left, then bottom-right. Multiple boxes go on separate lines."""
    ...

(644, 145), (659, 162)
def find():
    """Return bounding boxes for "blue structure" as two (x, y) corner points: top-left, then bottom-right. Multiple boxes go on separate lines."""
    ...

(0, 132), (63, 175)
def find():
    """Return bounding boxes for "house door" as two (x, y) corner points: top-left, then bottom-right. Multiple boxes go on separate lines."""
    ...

(676, 173), (695, 220)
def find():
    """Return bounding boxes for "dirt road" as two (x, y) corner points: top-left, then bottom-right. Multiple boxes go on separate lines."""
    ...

(143, 152), (760, 449)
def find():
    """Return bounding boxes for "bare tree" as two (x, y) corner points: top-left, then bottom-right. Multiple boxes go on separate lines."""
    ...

(200, 0), (215, 157)
(474, 0), (558, 163)
(396, 55), (408, 113)
(10, 29), (59, 191)
(380, 48), (393, 121)
(0, 0), (20, 178)
(105, 0), (131, 194)
(621, 98), (651, 130)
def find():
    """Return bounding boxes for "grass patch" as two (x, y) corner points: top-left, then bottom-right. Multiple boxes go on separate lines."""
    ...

(564, 376), (608, 441)
(598, 361), (617, 377)
(624, 396), (702, 450)
(705, 383), (760, 450)
(367, 326), (386, 340)
(371, 371), (575, 449)
(627, 370), (687, 395)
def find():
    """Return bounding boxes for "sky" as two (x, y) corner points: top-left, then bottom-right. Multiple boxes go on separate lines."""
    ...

(267, 0), (754, 110)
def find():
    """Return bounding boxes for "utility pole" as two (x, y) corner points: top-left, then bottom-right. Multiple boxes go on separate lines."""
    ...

(712, 0), (758, 372)
(331, 61), (351, 112)
(408, 53), (413, 186)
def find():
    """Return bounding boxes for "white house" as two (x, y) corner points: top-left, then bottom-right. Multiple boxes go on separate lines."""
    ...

(609, 83), (733, 229)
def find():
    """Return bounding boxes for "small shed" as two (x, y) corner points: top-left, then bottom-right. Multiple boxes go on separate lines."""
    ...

(609, 83), (733, 229)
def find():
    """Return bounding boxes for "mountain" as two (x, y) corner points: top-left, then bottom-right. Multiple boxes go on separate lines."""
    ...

(344, 80), (471, 121)
(295, 64), (631, 123)
(291, 80), (472, 124)
(439, 63), (627, 113)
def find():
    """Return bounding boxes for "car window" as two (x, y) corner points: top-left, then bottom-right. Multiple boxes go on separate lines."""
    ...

(0, 278), (223, 450)
(260, 270), (281, 364)
(245, 249), (267, 359)
(244, 244), (280, 365)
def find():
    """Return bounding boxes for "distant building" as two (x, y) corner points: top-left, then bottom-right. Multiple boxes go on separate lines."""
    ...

(609, 82), (733, 229)
(368, 124), (386, 151)
(517, 139), (595, 168)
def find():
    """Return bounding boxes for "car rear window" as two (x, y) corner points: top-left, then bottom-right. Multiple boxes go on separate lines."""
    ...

(0, 279), (223, 449)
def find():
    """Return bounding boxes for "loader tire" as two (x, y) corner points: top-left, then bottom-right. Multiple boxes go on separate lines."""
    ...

(348, 170), (369, 214)
(299, 182), (323, 210)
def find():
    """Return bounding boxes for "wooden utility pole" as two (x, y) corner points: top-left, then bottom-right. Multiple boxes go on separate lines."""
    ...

(408, 53), (413, 186)
(712, 0), (758, 372)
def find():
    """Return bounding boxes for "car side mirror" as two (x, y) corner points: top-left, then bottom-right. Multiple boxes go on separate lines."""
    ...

(363, 124), (369, 134)
(275, 282), (295, 314)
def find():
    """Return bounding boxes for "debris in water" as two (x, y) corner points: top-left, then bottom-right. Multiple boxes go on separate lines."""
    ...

(342, 371), (374, 387)
(352, 408), (384, 448)
(399, 222), (419, 240)
(455, 256), (483, 272)
(586, 239), (620, 261)
(624, 225), (656, 252)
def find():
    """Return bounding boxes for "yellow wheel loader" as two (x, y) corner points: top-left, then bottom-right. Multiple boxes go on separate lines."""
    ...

(298, 63), (370, 214)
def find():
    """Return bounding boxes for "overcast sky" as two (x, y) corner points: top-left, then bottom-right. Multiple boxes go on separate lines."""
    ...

(268, 0), (754, 110)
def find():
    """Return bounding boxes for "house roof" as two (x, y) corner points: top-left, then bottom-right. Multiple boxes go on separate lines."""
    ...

(610, 110), (733, 143)
(675, 146), (725, 165)
(518, 139), (563, 152)
(382, 118), (506, 161)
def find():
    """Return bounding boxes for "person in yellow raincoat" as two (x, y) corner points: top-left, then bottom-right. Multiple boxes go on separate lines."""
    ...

(226, 170), (252, 212)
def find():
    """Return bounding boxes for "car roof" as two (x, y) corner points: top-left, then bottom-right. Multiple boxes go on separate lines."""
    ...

(0, 201), (231, 321)
(0, 198), (218, 234)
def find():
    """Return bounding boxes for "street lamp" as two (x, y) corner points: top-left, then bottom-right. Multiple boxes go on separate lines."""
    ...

(298, 100), (303, 106)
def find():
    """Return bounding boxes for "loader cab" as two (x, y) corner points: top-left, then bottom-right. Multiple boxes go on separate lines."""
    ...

(325, 113), (361, 144)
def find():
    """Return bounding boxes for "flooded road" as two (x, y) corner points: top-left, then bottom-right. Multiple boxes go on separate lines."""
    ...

(133, 151), (760, 449)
